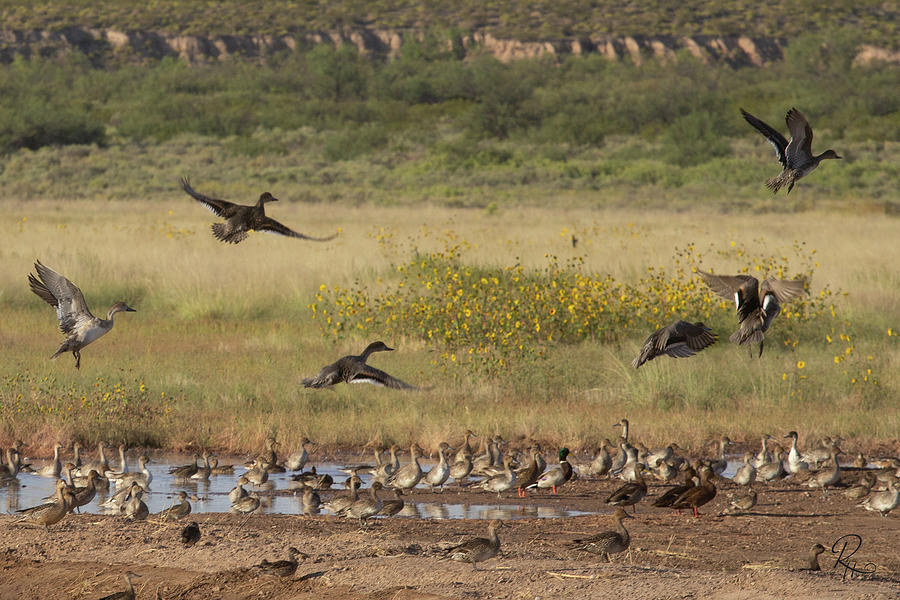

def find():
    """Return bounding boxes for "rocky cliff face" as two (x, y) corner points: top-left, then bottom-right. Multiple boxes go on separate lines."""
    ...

(0, 26), (894, 66)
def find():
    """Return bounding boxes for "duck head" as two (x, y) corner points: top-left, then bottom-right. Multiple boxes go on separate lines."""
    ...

(258, 192), (279, 204)
(108, 302), (136, 318)
(820, 149), (842, 160)
(558, 447), (570, 462)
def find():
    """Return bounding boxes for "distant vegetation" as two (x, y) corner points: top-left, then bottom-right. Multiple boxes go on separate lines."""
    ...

(0, 0), (897, 46)
(1, 29), (898, 206)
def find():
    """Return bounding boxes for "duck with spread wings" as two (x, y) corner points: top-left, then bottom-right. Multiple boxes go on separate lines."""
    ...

(180, 177), (337, 244)
(302, 341), (418, 390)
(740, 107), (841, 194)
(698, 270), (806, 357)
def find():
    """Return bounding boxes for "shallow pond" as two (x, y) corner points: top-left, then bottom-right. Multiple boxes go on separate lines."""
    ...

(1, 453), (610, 519)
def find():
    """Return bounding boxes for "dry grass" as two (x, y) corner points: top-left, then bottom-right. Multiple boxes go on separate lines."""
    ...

(1, 199), (898, 456)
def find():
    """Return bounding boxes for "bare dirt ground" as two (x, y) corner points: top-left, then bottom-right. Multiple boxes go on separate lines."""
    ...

(1, 475), (898, 600)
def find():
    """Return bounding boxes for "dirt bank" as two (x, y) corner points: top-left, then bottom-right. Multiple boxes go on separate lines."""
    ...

(1, 475), (898, 599)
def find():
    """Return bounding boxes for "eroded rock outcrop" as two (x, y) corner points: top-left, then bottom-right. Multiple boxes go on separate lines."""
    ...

(0, 26), (895, 67)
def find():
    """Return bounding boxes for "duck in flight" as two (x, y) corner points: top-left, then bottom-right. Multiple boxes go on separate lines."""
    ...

(740, 107), (841, 194)
(302, 341), (417, 390)
(180, 177), (337, 244)
(631, 320), (717, 368)
(28, 261), (136, 369)
(698, 270), (806, 357)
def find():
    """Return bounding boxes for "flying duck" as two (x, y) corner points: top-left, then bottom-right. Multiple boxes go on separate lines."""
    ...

(302, 341), (417, 389)
(698, 270), (806, 356)
(28, 261), (136, 369)
(741, 107), (841, 194)
(632, 320), (717, 368)
(180, 177), (337, 244)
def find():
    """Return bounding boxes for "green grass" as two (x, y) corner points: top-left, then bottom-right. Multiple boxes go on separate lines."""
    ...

(1, 201), (897, 456)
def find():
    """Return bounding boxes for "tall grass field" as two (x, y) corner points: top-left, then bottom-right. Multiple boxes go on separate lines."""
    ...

(1, 199), (897, 455)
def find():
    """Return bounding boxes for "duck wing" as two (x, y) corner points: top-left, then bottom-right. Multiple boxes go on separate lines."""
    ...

(760, 277), (806, 304)
(741, 109), (787, 167)
(349, 365), (417, 390)
(28, 261), (95, 335)
(255, 216), (338, 241)
(784, 108), (814, 166)
(669, 321), (718, 354)
(302, 361), (343, 388)
(180, 177), (238, 217)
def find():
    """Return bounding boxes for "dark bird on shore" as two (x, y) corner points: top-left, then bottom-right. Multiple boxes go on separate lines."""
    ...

(257, 547), (303, 577)
(28, 261), (136, 369)
(302, 341), (417, 390)
(671, 466), (717, 518)
(568, 507), (633, 562)
(180, 177), (337, 244)
(180, 521), (201, 546)
(631, 320), (717, 368)
(606, 464), (647, 513)
(741, 108), (841, 194)
(571, 234), (578, 248)
(652, 466), (697, 508)
(697, 270), (806, 357)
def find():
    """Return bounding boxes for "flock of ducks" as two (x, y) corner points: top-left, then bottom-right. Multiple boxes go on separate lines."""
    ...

(13, 107), (849, 591)
(26, 107), (839, 376)
(9, 420), (897, 569)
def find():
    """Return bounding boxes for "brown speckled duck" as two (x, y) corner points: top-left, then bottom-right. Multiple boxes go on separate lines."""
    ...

(181, 177), (337, 244)
(441, 520), (504, 570)
(568, 507), (633, 562)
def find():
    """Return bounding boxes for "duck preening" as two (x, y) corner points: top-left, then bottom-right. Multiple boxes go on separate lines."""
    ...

(741, 107), (841, 194)
(697, 270), (806, 357)
(302, 341), (418, 389)
(28, 261), (136, 369)
(181, 177), (337, 244)
(632, 320), (717, 368)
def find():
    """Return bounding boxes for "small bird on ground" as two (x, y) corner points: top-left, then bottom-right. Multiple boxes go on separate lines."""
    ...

(180, 521), (201, 546)
(741, 107), (841, 194)
(28, 261), (136, 369)
(799, 543), (826, 572)
(257, 547), (303, 577)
